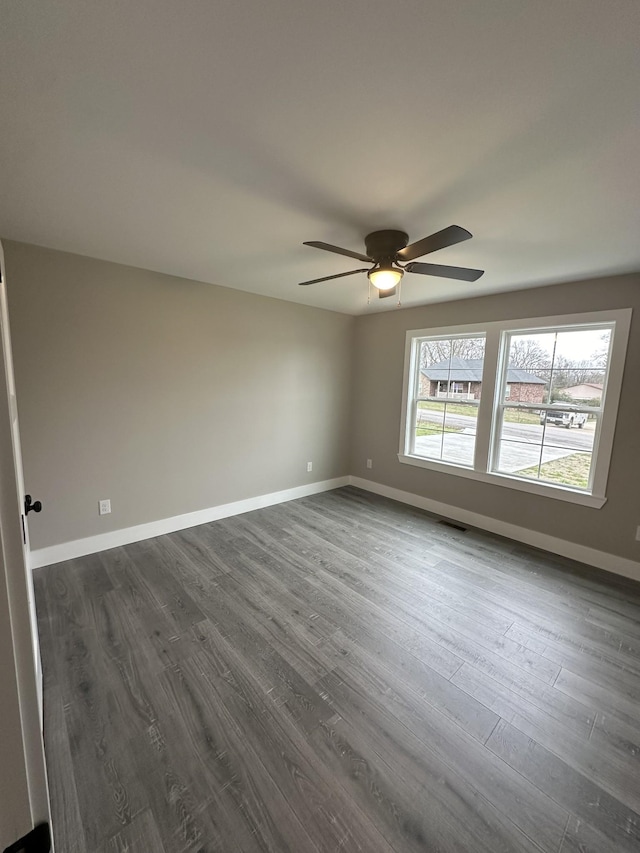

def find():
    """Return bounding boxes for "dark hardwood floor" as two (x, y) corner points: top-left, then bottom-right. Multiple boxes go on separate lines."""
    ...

(34, 487), (640, 852)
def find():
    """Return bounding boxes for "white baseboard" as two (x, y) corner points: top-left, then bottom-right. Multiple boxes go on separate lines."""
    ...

(30, 476), (350, 569)
(350, 476), (640, 584)
(30, 473), (640, 584)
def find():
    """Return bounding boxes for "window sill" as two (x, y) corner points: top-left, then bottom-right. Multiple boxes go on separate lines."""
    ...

(397, 453), (607, 508)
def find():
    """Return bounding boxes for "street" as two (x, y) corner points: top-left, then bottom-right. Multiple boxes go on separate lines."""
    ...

(414, 408), (594, 472)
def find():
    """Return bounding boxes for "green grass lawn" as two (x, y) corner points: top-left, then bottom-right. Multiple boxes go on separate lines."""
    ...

(415, 423), (462, 437)
(502, 409), (541, 425)
(418, 400), (476, 417)
(516, 452), (591, 488)
(418, 399), (540, 424)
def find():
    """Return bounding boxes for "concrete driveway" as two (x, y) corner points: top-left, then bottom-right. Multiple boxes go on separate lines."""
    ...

(413, 433), (589, 471)
(414, 409), (594, 471)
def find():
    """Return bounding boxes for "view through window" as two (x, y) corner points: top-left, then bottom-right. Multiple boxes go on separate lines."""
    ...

(402, 311), (629, 503)
(412, 335), (485, 467)
(493, 326), (611, 490)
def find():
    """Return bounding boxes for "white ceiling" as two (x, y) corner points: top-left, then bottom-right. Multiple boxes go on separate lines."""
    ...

(1, 1), (639, 315)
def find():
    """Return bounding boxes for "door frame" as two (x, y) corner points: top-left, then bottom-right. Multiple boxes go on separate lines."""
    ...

(0, 239), (51, 848)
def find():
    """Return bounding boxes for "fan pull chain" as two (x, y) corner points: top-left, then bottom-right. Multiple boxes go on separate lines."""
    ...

(367, 278), (371, 305)
(396, 279), (402, 307)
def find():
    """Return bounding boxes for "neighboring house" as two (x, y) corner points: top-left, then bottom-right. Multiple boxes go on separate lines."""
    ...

(420, 357), (546, 403)
(563, 382), (603, 401)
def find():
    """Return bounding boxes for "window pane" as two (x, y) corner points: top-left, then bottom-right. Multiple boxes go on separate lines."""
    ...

(442, 404), (478, 466)
(495, 406), (596, 490)
(414, 335), (485, 467)
(419, 336), (485, 401)
(505, 327), (611, 408)
(414, 401), (478, 467)
(491, 324), (613, 493)
(502, 333), (551, 404)
(549, 329), (610, 403)
(556, 369), (606, 409)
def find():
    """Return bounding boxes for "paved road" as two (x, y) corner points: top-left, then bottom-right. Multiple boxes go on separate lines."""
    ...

(416, 409), (595, 450)
(414, 409), (594, 472)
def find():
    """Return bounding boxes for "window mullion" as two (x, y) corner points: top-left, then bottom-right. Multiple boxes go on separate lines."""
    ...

(474, 328), (501, 473)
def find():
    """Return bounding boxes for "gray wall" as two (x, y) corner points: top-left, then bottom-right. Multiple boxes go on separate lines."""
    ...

(350, 273), (640, 562)
(5, 241), (353, 549)
(6, 239), (640, 564)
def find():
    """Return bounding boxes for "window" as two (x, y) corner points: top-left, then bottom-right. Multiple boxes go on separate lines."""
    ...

(410, 334), (485, 467)
(399, 310), (631, 507)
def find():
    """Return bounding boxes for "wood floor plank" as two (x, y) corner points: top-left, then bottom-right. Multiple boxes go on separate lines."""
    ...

(35, 486), (640, 852)
(160, 653), (393, 852)
(301, 569), (466, 679)
(272, 503), (566, 686)
(555, 666), (640, 728)
(315, 667), (566, 852)
(209, 560), (341, 683)
(291, 522), (563, 683)
(126, 704), (294, 853)
(488, 586), (640, 664)
(327, 627), (500, 743)
(559, 813), (636, 853)
(450, 660), (595, 739)
(43, 686), (87, 853)
(102, 810), (168, 853)
(591, 710), (640, 760)
(55, 634), (150, 849)
(452, 662), (640, 813)
(34, 560), (92, 635)
(429, 557), (640, 663)
(486, 719), (640, 852)
(505, 622), (640, 683)
(109, 539), (205, 630)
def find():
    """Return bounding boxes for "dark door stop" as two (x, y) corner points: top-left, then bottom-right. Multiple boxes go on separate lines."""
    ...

(3, 823), (50, 853)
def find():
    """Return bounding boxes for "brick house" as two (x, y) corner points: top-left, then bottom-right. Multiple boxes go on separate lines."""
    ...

(563, 382), (603, 401)
(420, 357), (545, 403)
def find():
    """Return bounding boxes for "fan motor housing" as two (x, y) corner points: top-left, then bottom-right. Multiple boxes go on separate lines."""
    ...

(365, 230), (409, 262)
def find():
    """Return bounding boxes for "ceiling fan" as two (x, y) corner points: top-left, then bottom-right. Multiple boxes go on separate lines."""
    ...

(299, 225), (484, 298)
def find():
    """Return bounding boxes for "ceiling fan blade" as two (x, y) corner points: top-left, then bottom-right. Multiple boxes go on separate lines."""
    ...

(406, 261), (484, 282)
(397, 225), (472, 261)
(303, 241), (372, 263)
(298, 268), (368, 286)
(378, 287), (397, 299)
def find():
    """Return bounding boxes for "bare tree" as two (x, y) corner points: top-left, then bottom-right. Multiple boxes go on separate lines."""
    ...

(419, 337), (485, 368)
(419, 333), (607, 395)
(508, 339), (552, 372)
(550, 355), (605, 389)
(589, 332), (611, 369)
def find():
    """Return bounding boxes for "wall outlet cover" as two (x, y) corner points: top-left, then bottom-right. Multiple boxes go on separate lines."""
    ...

(99, 499), (111, 515)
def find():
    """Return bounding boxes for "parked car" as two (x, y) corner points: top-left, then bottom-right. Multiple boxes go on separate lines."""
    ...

(540, 403), (588, 429)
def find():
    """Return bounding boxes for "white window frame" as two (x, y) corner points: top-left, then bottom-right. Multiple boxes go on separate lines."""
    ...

(407, 331), (485, 465)
(398, 308), (632, 508)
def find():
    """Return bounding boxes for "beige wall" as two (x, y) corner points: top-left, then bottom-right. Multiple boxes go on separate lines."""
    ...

(5, 239), (640, 565)
(5, 241), (353, 549)
(350, 273), (640, 562)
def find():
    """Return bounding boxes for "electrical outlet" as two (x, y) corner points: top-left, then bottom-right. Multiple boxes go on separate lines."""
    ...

(99, 499), (111, 516)
(636, 525), (640, 541)
(307, 461), (313, 472)
(366, 458), (373, 469)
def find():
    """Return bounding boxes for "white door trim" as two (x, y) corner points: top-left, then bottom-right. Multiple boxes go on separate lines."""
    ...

(0, 239), (51, 847)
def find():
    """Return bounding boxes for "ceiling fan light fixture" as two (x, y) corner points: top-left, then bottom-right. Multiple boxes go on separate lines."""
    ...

(299, 226), (483, 290)
(368, 264), (403, 290)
